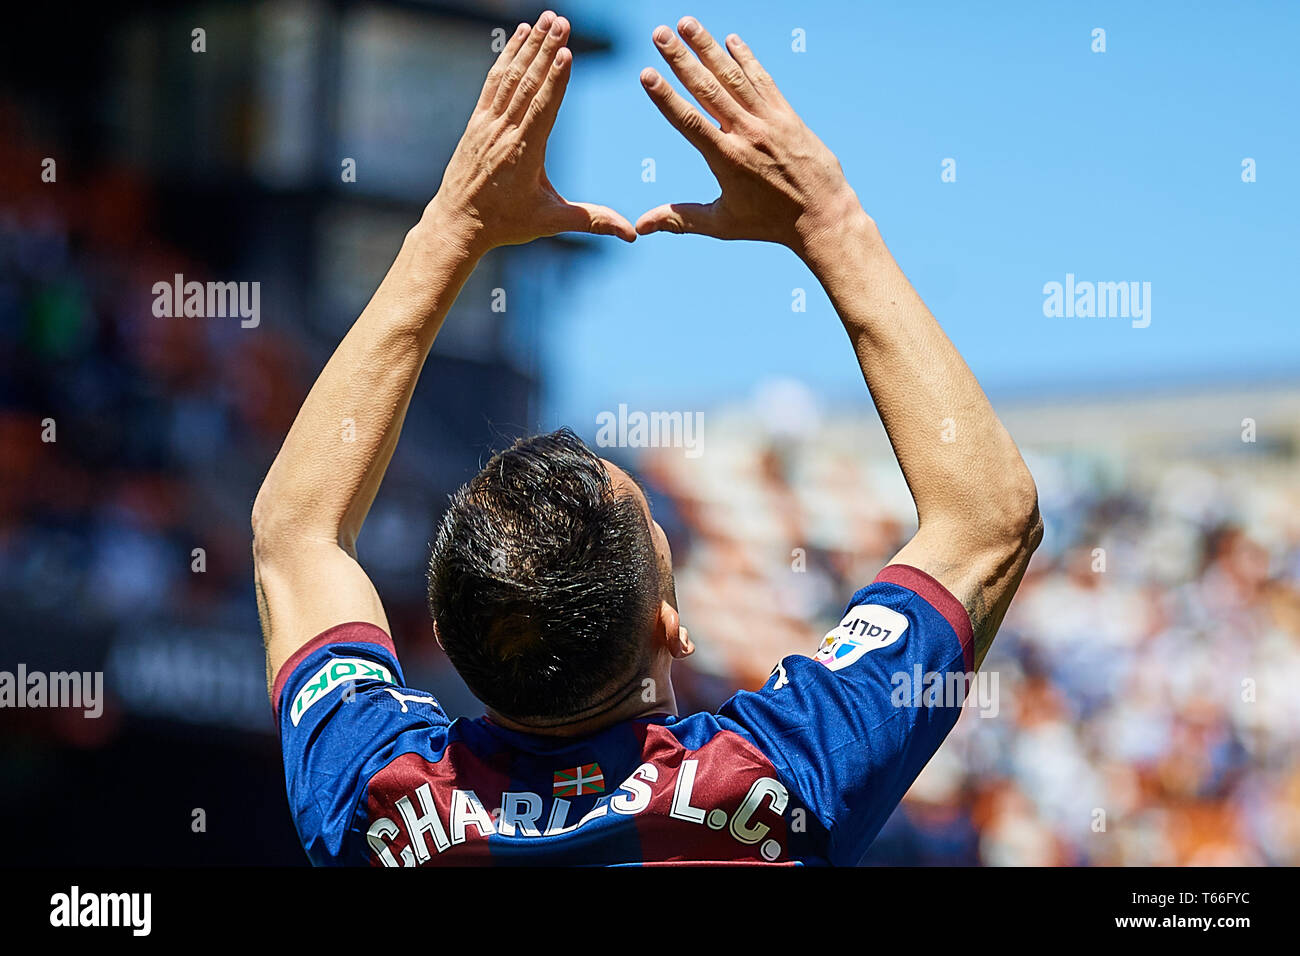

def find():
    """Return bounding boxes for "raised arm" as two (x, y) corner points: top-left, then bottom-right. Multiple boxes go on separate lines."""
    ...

(636, 18), (1041, 668)
(252, 11), (634, 693)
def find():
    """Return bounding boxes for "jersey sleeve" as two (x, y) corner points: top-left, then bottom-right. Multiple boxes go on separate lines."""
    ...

(272, 621), (450, 865)
(717, 564), (975, 866)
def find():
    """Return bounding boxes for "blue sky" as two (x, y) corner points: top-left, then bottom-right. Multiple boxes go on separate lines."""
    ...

(531, 0), (1298, 428)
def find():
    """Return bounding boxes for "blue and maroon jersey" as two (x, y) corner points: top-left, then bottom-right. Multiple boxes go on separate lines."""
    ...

(274, 564), (974, 866)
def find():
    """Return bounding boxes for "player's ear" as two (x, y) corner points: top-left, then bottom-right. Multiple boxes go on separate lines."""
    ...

(432, 619), (445, 652)
(656, 600), (694, 660)
(674, 624), (694, 660)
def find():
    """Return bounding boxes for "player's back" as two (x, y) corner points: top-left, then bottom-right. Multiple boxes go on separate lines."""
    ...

(276, 566), (976, 866)
(359, 709), (817, 865)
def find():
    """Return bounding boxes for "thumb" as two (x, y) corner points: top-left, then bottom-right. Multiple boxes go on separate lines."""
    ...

(547, 200), (637, 242)
(635, 200), (725, 238)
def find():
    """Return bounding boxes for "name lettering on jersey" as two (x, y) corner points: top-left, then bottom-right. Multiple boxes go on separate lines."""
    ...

(366, 758), (790, 865)
(814, 604), (908, 671)
(290, 657), (393, 726)
(499, 791), (543, 836)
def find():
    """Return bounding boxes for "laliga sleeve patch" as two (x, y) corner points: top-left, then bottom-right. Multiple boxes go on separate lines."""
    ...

(813, 604), (909, 671)
(290, 657), (394, 726)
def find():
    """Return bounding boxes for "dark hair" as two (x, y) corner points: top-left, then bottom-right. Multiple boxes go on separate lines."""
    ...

(427, 428), (659, 721)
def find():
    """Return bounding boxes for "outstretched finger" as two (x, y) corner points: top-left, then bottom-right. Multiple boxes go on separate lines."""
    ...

(640, 68), (724, 157)
(522, 45), (572, 140)
(723, 32), (787, 106)
(676, 17), (762, 113)
(478, 22), (532, 111)
(634, 200), (725, 238)
(493, 10), (556, 113)
(651, 23), (743, 128)
(509, 15), (570, 124)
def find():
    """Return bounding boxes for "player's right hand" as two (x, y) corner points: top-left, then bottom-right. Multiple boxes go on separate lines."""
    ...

(635, 17), (866, 259)
(428, 10), (636, 256)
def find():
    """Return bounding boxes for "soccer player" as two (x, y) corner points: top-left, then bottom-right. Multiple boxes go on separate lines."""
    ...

(253, 12), (1042, 866)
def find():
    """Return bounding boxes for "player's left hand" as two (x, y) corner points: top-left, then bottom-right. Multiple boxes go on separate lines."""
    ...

(428, 10), (636, 254)
(634, 17), (862, 259)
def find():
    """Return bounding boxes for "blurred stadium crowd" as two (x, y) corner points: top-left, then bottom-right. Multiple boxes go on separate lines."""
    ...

(639, 392), (1300, 865)
(0, 120), (303, 634)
